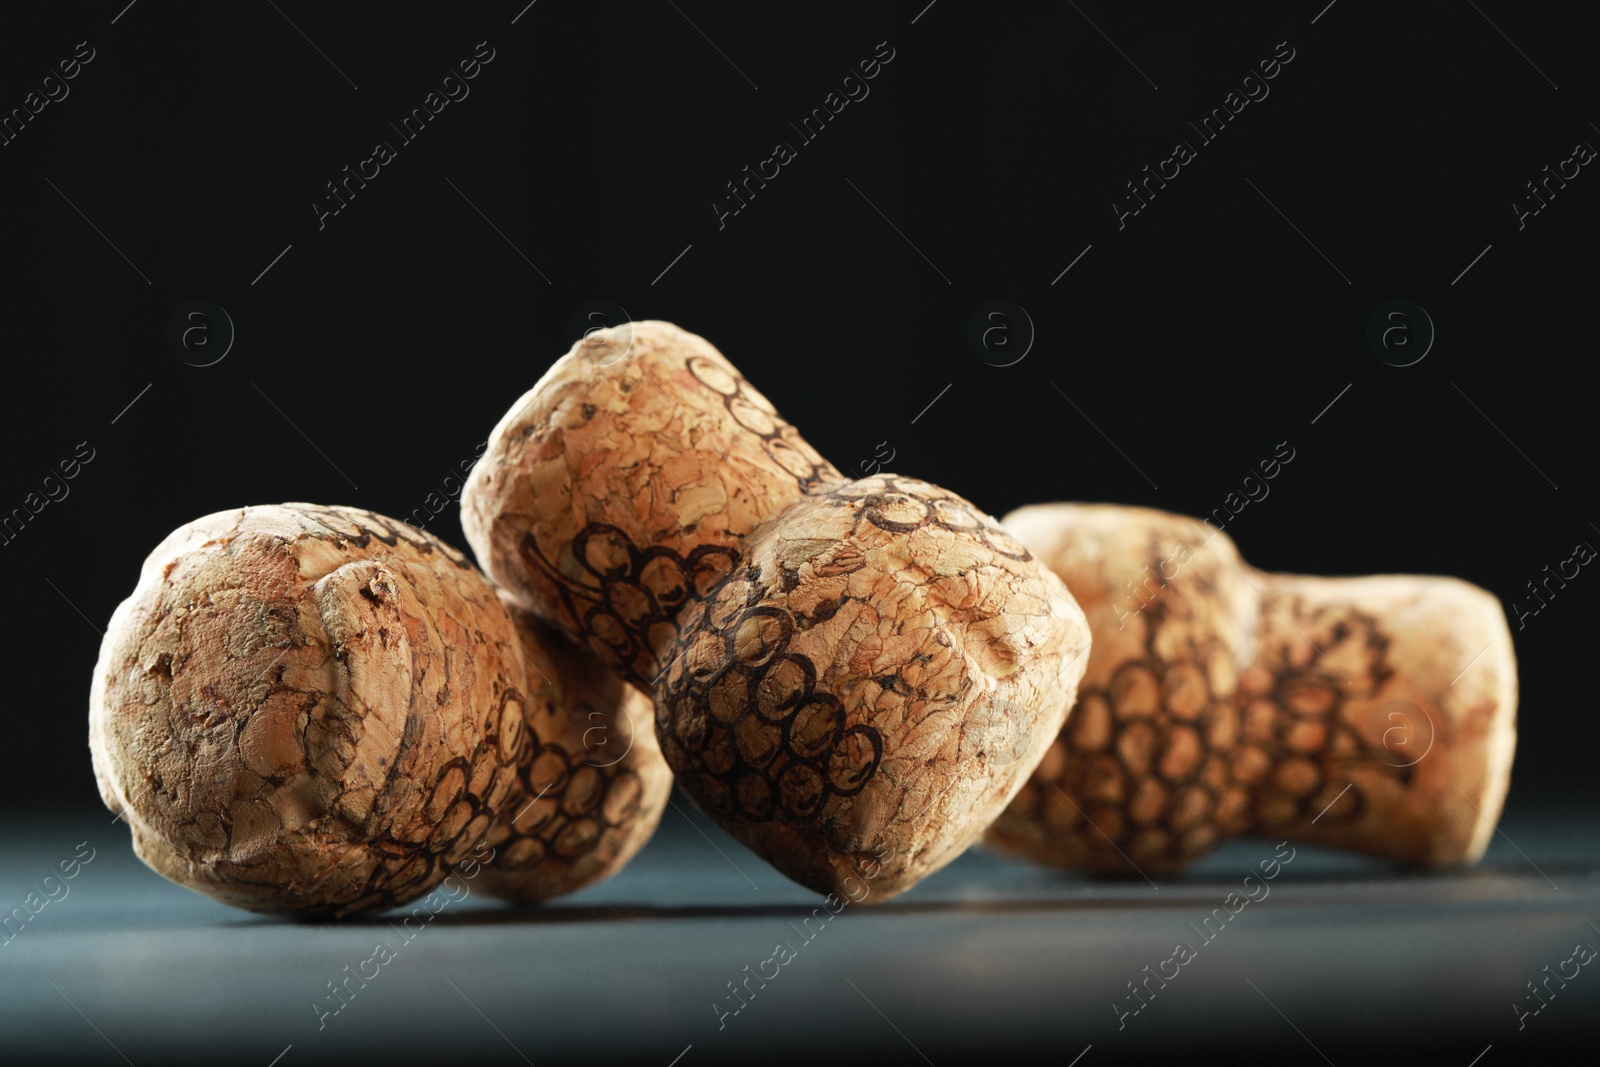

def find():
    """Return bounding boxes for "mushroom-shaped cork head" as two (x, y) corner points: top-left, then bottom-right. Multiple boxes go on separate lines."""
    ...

(657, 476), (1091, 897)
(987, 503), (1518, 874)
(88, 504), (528, 917)
(463, 321), (1093, 898)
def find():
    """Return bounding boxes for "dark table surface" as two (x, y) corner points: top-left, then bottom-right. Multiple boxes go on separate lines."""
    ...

(3, 797), (1596, 1066)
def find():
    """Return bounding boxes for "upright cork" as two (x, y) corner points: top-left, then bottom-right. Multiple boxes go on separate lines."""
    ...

(987, 504), (1517, 873)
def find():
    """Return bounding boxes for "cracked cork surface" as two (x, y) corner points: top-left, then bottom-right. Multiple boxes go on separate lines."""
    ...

(464, 321), (1092, 898)
(88, 504), (528, 917)
(986, 504), (1518, 875)
(470, 595), (672, 901)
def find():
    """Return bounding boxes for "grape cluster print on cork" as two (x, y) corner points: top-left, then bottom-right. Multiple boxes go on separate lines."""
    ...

(988, 504), (1517, 875)
(89, 505), (669, 916)
(463, 321), (1092, 899)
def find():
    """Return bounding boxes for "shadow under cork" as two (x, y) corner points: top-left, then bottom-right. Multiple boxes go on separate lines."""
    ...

(241, 857), (1590, 929)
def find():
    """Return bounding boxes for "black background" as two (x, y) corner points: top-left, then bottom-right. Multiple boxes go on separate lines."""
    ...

(5, 0), (1593, 814)
(3, 3), (1598, 1064)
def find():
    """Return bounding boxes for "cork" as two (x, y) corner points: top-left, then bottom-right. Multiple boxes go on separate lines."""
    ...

(987, 504), (1518, 874)
(471, 596), (672, 901)
(89, 504), (527, 917)
(463, 322), (1092, 897)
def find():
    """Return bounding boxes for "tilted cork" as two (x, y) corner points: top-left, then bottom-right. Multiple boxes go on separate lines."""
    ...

(659, 476), (1090, 896)
(463, 322), (1092, 898)
(462, 320), (842, 690)
(987, 504), (1518, 873)
(89, 505), (528, 917)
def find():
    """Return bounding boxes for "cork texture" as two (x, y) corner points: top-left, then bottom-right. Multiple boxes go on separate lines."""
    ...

(88, 504), (529, 917)
(472, 596), (672, 901)
(463, 322), (1093, 898)
(657, 475), (1090, 896)
(987, 503), (1518, 874)
(462, 320), (843, 689)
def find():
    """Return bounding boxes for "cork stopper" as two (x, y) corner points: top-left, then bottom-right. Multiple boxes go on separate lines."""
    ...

(463, 323), (1093, 898)
(89, 504), (528, 917)
(987, 503), (1517, 873)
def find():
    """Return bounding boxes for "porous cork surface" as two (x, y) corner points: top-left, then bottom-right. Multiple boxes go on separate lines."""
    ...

(471, 596), (672, 901)
(462, 320), (843, 689)
(987, 504), (1518, 874)
(88, 504), (528, 917)
(657, 476), (1091, 897)
(464, 322), (1093, 898)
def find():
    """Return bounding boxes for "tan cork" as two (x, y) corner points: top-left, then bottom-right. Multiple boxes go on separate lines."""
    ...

(463, 322), (1092, 898)
(987, 504), (1517, 874)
